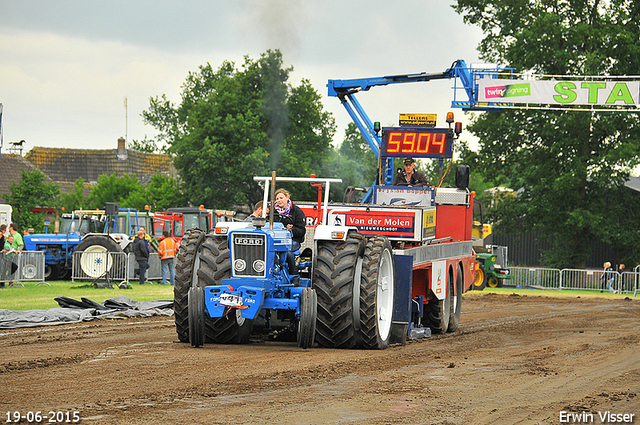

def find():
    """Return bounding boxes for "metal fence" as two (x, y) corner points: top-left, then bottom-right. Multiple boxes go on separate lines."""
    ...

(72, 250), (129, 284)
(509, 266), (638, 296)
(0, 251), (48, 287)
(72, 251), (163, 285)
(127, 253), (162, 282)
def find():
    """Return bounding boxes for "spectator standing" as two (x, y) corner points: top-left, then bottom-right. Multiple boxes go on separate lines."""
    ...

(157, 231), (176, 285)
(2, 234), (18, 286)
(132, 230), (150, 285)
(618, 263), (627, 292)
(8, 223), (24, 252)
(601, 261), (616, 294)
(0, 224), (6, 250)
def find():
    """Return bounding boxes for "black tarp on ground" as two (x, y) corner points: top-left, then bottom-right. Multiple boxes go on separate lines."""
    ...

(0, 296), (173, 329)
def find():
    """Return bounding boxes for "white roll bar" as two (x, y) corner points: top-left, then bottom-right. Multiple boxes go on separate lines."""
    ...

(253, 176), (342, 225)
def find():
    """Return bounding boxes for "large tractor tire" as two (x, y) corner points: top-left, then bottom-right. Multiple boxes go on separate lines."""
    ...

(174, 228), (207, 342)
(427, 266), (452, 334)
(447, 266), (463, 332)
(313, 232), (365, 349)
(75, 236), (121, 279)
(197, 233), (253, 344)
(473, 262), (487, 290)
(359, 236), (395, 349)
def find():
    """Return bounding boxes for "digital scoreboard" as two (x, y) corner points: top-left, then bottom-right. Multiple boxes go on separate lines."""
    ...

(381, 127), (454, 159)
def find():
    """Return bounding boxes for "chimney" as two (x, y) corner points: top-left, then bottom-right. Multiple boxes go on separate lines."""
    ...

(117, 136), (128, 160)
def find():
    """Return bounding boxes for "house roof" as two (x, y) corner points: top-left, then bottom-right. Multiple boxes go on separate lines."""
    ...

(25, 146), (177, 185)
(0, 154), (49, 204)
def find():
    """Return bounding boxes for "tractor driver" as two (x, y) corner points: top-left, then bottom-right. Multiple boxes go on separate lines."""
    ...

(393, 157), (430, 187)
(273, 188), (306, 286)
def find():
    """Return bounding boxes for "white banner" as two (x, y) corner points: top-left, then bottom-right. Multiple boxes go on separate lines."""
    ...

(478, 80), (640, 106)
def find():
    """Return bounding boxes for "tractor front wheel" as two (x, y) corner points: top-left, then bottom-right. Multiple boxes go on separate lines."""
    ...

(188, 286), (205, 347)
(297, 287), (317, 349)
(487, 274), (501, 288)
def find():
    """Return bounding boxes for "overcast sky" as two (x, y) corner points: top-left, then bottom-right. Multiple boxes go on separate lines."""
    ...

(0, 1), (484, 156)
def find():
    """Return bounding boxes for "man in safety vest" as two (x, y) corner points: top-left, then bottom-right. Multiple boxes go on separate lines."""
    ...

(157, 230), (177, 285)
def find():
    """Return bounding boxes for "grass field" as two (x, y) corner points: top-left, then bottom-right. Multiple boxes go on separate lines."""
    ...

(0, 280), (634, 312)
(0, 280), (175, 311)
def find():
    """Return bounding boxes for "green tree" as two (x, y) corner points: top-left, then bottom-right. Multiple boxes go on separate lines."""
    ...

(88, 173), (146, 210)
(60, 177), (88, 212)
(129, 136), (160, 153)
(454, 0), (640, 267)
(143, 50), (336, 210)
(3, 169), (60, 232)
(145, 174), (187, 211)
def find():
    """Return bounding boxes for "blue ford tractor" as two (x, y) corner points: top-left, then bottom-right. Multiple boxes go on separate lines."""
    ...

(23, 210), (103, 280)
(187, 216), (317, 349)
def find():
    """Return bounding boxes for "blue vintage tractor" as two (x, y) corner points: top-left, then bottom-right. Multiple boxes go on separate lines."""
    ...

(186, 218), (317, 349)
(23, 211), (102, 280)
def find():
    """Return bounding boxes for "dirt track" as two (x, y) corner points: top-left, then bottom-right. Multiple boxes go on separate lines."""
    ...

(1, 292), (639, 425)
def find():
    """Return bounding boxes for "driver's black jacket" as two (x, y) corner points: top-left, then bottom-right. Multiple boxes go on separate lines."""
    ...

(392, 169), (429, 187)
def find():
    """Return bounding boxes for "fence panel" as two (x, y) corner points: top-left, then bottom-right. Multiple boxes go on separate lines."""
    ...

(0, 251), (48, 287)
(619, 271), (638, 295)
(127, 253), (162, 282)
(510, 267), (561, 289)
(560, 268), (624, 292)
(72, 251), (129, 283)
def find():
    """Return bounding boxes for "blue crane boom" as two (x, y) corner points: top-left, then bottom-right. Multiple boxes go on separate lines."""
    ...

(327, 60), (507, 201)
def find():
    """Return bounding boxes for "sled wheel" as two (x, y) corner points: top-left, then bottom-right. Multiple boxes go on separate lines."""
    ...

(297, 287), (317, 349)
(360, 236), (395, 349)
(448, 265), (463, 332)
(427, 267), (452, 334)
(188, 286), (205, 347)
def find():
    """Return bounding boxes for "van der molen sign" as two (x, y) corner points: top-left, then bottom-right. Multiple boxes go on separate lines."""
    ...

(478, 80), (640, 106)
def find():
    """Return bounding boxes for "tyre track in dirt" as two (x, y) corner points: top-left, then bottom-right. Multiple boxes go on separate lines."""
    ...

(1, 293), (638, 424)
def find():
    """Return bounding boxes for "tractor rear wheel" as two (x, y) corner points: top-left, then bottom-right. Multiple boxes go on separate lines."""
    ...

(313, 232), (365, 349)
(448, 266), (463, 332)
(75, 236), (121, 279)
(359, 236), (395, 349)
(197, 233), (253, 344)
(188, 286), (205, 347)
(45, 264), (59, 281)
(473, 262), (487, 290)
(427, 267), (452, 334)
(297, 287), (317, 349)
(174, 228), (207, 342)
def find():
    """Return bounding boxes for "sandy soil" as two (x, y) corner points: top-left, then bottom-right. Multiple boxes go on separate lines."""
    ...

(1, 292), (639, 425)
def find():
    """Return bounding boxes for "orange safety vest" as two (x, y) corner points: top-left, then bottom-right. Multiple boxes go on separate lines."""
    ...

(158, 237), (177, 260)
